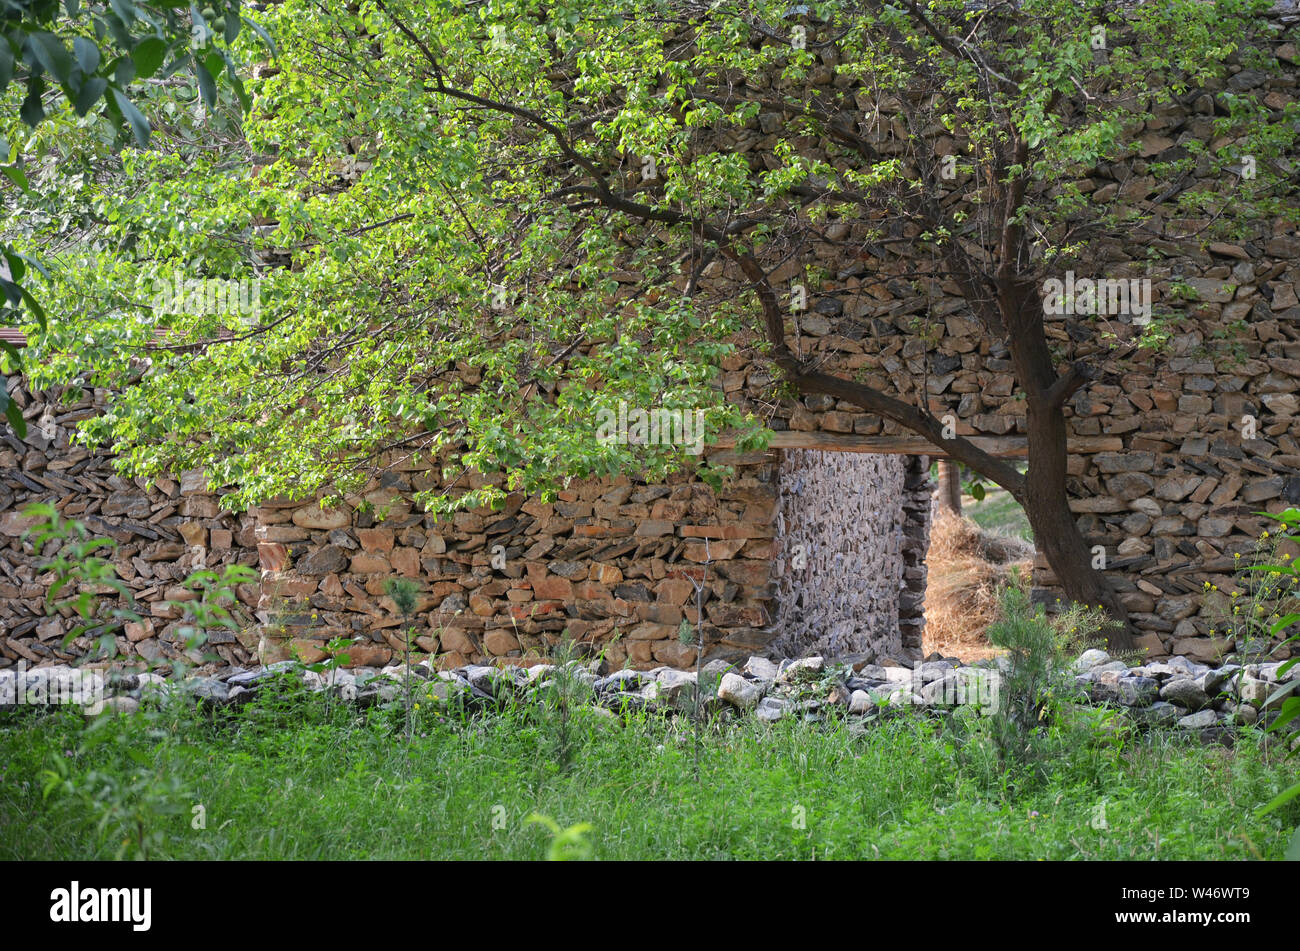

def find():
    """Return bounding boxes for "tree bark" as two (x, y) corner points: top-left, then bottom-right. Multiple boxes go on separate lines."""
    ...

(1019, 388), (1135, 651)
(999, 278), (1136, 652)
(935, 460), (962, 517)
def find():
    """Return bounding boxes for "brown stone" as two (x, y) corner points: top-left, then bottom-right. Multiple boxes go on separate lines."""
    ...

(341, 642), (393, 667)
(391, 546), (421, 577)
(289, 639), (328, 664)
(1171, 635), (1233, 664)
(440, 628), (479, 655)
(533, 575), (573, 600)
(358, 527), (396, 553)
(258, 542), (289, 572)
(655, 579), (695, 605)
(124, 619), (155, 642)
(350, 552), (391, 574)
(484, 629), (521, 655)
(178, 522), (208, 548)
(292, 506), (351, 530)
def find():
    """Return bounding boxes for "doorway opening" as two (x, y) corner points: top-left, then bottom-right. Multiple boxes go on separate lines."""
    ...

(768, 450), (931, 663)
(923, 460), (1035, 662)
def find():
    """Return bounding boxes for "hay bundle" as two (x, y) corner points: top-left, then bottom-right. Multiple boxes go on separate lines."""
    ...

(923, 512), (1034, 661)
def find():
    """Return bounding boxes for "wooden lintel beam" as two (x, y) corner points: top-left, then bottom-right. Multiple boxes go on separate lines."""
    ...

(710, 431), (1028, 457)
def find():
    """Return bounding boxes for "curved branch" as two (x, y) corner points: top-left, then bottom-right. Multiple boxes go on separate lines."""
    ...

(720, 246), (1027, 500)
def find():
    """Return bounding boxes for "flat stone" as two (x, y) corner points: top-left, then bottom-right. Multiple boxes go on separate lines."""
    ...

(297, 545), (349, 575)
(1177, 709), (1219, 729)
(185, 678), (230, 704)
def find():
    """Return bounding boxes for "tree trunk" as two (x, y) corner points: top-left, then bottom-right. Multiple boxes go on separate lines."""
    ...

(1000, 281), (1136, 652)
(935, 460), (962, 516)
(1020, 390), (1135, 651)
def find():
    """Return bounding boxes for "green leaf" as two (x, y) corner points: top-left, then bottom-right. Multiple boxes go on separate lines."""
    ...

(73, 76), (108, 115)
(1266, 695), (1300, 734)
(0, 164), (30, 193)
(131, 37), (168, 79)
(109, 0), (139, 24)
(0, 340), (23, 368)
(74, 36), (101, 74)
(21, 287), (47, 330)
(20, 80), (47, 127)
(1271, 613), (1300, 635)
(111, 88), (151, 147)
(4, 394), (26, 437)
(1257, 780), (1300, 818)
(195, 61), (216, 109)
(29, 33), (75, 84)
(0, 40), (13, 93)
(1287, 825), (1300, 861)
(241, 16), (279, 58)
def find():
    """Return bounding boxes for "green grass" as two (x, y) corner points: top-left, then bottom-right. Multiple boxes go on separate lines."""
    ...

(1, 687), (1296, 860)
(965, 486), (1034, 543)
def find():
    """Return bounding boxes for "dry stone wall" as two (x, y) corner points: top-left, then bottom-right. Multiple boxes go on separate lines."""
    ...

(5, 11), (1300, 670)
(690, 16), (1300, 664)
(0, 383), (261, 668)
(1, 381), (930, 670)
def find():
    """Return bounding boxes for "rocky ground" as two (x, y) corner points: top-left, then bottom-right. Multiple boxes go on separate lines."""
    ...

(3, 648), (1297, 745)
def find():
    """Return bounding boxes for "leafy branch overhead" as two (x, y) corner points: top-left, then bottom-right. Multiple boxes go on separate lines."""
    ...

(0, 0), (271, 428)
(4, 0), (1297, 648)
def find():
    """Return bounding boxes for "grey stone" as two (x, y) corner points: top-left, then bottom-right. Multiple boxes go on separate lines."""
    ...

(99, 695), (140, 715)
(185, 678), (230, 704)
(919, 674), (959, 705)
(1117, 676), (1160, 707)
(464, 665), (506, 695)
(743, 655), (779, 680)
(1177, 709), (1219, 729)
(1160, 677), (1211, 710)
(918, 660), (956, 683)
(1239, 677), (1272, 706)
(849, 689), (875, 714)
(1141, 701), (1182, 726)
(1201, 665), (1241, 696)
(718, 672), (763, 709)
(1092, 660), (1130, 676)
(700, 658), (733, 679)
(777, 656), (824, 683)
(597, 668), (648, 692)
(755, 696), (791, 721)
(1074, 649), (1111, 672)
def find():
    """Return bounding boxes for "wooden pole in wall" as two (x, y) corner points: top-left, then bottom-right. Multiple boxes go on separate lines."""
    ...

(936, 459), (962, 516)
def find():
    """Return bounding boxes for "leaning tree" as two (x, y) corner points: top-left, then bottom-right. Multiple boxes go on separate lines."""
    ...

(13, 0), (1300, 648)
